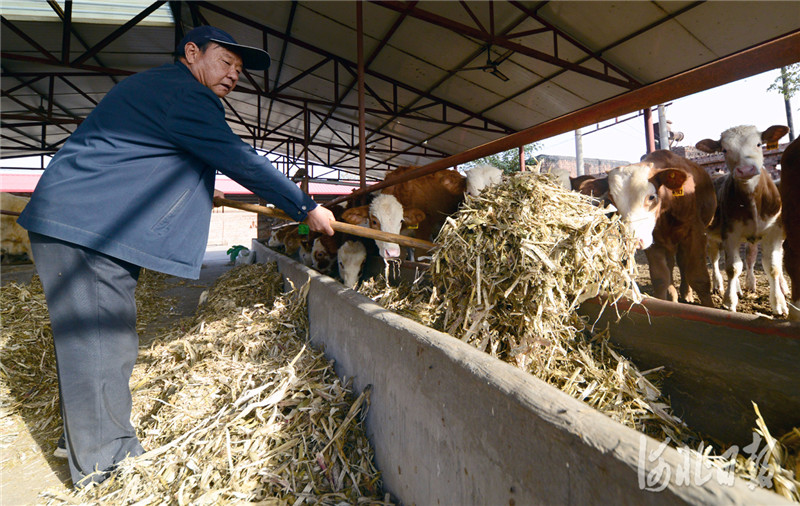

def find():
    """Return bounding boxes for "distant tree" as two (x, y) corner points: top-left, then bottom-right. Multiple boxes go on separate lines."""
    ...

(767, 64), (798, 141)
(767, 64), (800, 99)
(461, 143), (540, 174)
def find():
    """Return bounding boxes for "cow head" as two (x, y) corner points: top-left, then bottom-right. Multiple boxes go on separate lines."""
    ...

(465, 164), (503, 196)
(311, 234), (339, 273)
(571, 174), (611, 206)
(340, 194), (425, 259)
(696, 125), (788, 187)
(298, 235), (315, 267)
(606, 162), (688, 250)
(338, 239), (368, 289)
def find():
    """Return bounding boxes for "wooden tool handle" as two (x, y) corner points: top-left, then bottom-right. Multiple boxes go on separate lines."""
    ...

(213, 197), (437, 251)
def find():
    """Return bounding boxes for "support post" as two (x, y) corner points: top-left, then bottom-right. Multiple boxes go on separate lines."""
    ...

(657, 104), (669, 150)
(644, 108), (655, 155)
(303, 101), (309, 193)
(575, 128), (584, 176)
(357, 0), (367, 190)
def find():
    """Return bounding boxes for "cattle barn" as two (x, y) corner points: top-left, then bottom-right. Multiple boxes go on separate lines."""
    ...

(2, 2), (799, 504)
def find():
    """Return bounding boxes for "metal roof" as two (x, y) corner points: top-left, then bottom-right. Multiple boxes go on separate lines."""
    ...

(2, 1), (799, 184)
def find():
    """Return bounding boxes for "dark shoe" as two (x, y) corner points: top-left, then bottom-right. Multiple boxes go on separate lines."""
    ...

(54, 434), (67, 459)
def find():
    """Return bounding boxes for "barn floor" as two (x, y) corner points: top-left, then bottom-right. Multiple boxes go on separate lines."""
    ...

(0, 247), (236, 504)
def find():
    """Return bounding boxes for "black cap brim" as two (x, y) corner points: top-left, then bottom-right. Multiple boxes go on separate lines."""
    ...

(210, 38), (271, 71)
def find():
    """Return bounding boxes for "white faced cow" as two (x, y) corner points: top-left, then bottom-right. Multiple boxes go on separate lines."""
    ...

(601, 150), (717, 306)
(341, 193), (425, 259)
(337, 239), (368, 289)
(696, 125), (789, 315)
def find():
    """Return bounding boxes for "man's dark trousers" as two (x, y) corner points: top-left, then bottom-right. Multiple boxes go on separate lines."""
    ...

(29, 232), (144, 486)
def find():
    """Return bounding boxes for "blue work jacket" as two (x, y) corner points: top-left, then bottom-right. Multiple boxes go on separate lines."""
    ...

(18, 62), (317, 279)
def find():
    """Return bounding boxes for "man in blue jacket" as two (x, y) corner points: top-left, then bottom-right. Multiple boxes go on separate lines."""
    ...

(18, 25), (335, 487)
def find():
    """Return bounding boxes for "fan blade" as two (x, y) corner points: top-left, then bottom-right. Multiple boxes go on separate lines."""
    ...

(456, 65), (494, 72)
(494, 49), (514, 65)
(491, 68), (510, 82)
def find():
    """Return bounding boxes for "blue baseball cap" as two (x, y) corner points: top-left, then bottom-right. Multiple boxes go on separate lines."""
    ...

(177, 25), (271, 70)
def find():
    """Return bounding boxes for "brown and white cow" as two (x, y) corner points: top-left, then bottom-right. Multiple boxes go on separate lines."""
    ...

(696, 125), (789, 315)
(570, 174), (612, 207)
(707, 172), (758, 297)
(779, 135), (800, 320)
(381, 165), (467, 257)
(591, 150), (716, 306)
(267, 223), (304, 256)
(341, 193), (426, 259)
(342, 165), (465, 259)
(310, 233), (340, 274)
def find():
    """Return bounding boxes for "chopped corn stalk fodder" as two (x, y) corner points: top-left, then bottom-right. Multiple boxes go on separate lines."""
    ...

(0, 270), (173, 450)
(357, 171), (798, 500)
(431, 173), (679, 433)
(2, 264), (388, 505)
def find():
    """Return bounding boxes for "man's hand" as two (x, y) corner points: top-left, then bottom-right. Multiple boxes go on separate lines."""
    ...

(306, 205), (336, 236)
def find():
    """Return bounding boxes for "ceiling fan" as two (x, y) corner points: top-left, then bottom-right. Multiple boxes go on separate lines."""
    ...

(456, 45), (513, 82)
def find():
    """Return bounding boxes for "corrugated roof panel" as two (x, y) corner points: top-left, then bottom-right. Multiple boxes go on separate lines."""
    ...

(2, 0), (173, 26)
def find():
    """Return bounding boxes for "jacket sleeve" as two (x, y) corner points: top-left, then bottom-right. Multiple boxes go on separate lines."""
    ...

(163, 85), (317, 221)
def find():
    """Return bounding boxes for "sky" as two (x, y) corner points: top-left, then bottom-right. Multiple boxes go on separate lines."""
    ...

(534, 68), (796, 164)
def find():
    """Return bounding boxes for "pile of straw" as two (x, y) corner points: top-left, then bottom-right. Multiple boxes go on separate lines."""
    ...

(429, 172), (681, 437)
(1, 264), (388, 504)
(0, 270), (174, 451)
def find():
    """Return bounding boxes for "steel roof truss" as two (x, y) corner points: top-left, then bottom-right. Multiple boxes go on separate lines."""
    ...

(1, 17), (59, 63)
(374, 0), (638, 89)
(71, 2), (167, 67)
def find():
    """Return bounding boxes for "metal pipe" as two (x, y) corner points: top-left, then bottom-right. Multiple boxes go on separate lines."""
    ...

(657, 104), (669, 150)
(644, 108), (655, 154)
(357, 0), (367, 190)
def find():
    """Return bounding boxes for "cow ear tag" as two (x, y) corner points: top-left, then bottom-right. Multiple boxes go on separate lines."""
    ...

(298, 223), (310, 235)
(406, 223), (419, 230)
(665, 171), (683, 196)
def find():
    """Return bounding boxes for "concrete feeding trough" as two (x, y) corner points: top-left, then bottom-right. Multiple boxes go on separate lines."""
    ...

(252, 240), (797, 505)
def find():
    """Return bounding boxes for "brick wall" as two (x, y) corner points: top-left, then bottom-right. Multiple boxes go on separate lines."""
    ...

(536, 155), (632, 177)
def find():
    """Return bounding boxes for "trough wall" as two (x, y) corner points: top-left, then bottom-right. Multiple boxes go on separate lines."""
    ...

(252, 240), (789, 505)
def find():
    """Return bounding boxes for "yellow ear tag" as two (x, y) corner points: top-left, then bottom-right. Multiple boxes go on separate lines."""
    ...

(406, 224), (419, 230)
(672, 187), (684, 197)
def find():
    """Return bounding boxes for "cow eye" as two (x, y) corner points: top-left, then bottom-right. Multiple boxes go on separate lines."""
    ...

(757, 142), (762, 147)
(722, 149), (727, 154)
(647, 194), (657, 204)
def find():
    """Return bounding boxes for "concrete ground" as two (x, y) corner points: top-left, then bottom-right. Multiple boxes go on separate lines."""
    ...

(0, 246), (235, 505)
